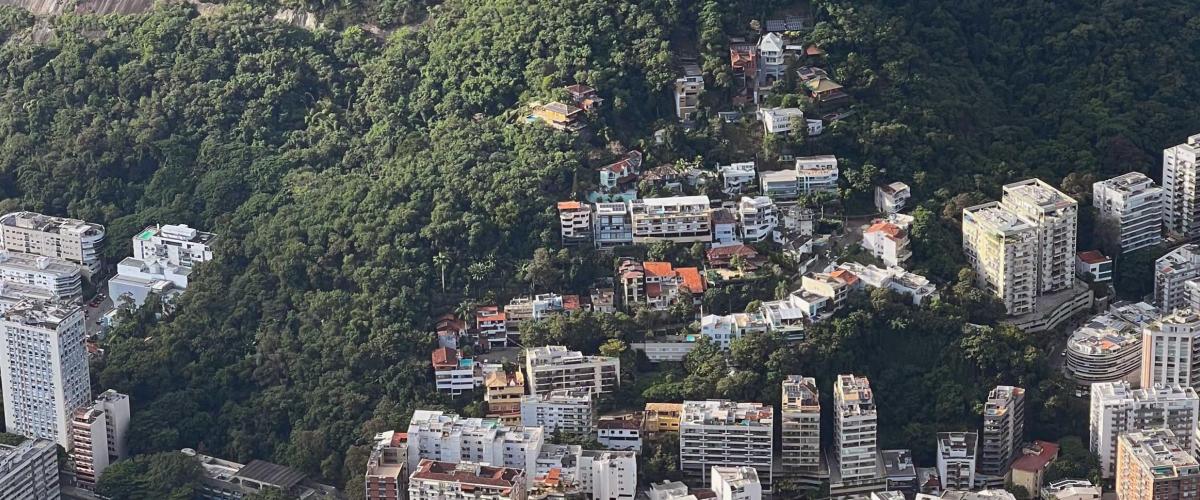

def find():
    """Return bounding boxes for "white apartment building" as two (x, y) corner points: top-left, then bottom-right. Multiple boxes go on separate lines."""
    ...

(675, 64), (704, 122)
(1155, 244), (1200, 312)
(408, 460), (527, 500)
(107, 257), (191, 308)
(597, 415), (643, 452)
(758, 33), (785, 78)
(711, 209), (740, 247)
(0, 211), (105, 276)
(405, 410), (544, 476)
(520, 389), (594, 436)
(875, 182), (911, 214)
(579, 450), (637, 500)
(593, 202), (633, 249)
(760, 170), (801, 200)
(962, 202), (1037, 315)
(648, 481), (695, 500)
(720, 162), (757, 195)
(1093, 172), (1164, 253)
(630, 196), (712, 244)
(835, 262), (939, 306)
(70, 389), (130, 490)
(758, 107), (805, 135)
(711, 466), (762, 500)
(1141, 309), (1200, 388)
(679, 400), (774, 490)
(795, 156), (840, 194)
(0, 300), (90, 450)
(1001, 179), (1078, 295)
(0, 281), (54, 314)
(936, 432), (978, 491)
(781, 376), (821, 477)
(0, 251), (83, 300)
(979, 385), (1025, 478)
(0, 438), (59, 499)
(558, 201), (594, 246)
(737, 197), (777, 243)
(432, 347), (482, 396)
(833, 374), (880, 484)
(365, 431), (406, 500)
(1041, 480), (1102, 500)
(861, 221), (911, 267)
(525, 345), (620, 395)
(1163, 133), (1200, 238)
(1089, 381), (1199, 478)
(132, 224), (215, 266)
(1065, 301), (1157, 385)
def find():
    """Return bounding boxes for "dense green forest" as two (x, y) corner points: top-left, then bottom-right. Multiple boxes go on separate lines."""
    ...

(0, 0), (1194, 494)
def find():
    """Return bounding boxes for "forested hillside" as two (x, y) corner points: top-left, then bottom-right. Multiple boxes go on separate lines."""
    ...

(0, 0), (1196, 494)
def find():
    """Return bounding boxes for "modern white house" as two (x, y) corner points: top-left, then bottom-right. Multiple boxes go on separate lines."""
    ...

(875, 182), (911, 214)
(719, 162), (757, 195)
(758, 107), (805, 135)
(794, 156), (839, 194)
(737, 197), (777, 243)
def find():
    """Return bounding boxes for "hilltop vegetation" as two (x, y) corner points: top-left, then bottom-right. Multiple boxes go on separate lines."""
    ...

(0, 0), (1193, 493)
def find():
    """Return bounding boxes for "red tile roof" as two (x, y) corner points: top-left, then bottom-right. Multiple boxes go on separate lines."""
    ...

(865, 221), (904, 237)
(1077, 250), (1110, 265)
(829, 269), (860, 286)
(411, 460), (522, 489)
(432, 347), (459, 370)
(562, 295), (581, 311)
(557, 201), (582, 210)
(642, 261), (675, 278)
(706, 244), (759, 261)
(677, 267), (705, 293)
(1011, 441), (1060, 472)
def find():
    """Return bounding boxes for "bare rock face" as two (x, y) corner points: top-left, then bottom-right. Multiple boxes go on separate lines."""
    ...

(0, 0), (67, 16)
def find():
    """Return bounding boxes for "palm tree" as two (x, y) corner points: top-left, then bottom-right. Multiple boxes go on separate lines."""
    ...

(433, 252), (450, 293)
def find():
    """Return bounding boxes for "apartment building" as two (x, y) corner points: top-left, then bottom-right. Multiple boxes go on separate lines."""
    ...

(0, 438), (59, 499)
(578, 450), (637, 500)
(1089, 381), (1198, 478)
(875, 182), (911, 214)
(70, 390), (130, 489)
(962, 202), (1038, 315)
(835, 262), (938, 306)
(409, 460), (527, 500)
(476, 305), (511, 348)
(630, 196), (712, 244)
(0, 211), (105, 276)
(486, 371), (526, 425)
(110, 223), (216, 308)
(520, 389), (594, 436)
(365, 431), (406, 500)
(1141, 309), (1200, 388)
(0, 300), (90, 449)
(405, 410), (544, 475)
(738, 196), (777, 243)
(781, 376), (821, 477)
(758, 33), (785, 78)
(679, 400), (774, 490)
(1115, 429), (1200, 500)
(833, 374), (880, 484)
(720, 162), (757, 195)
(1093, 172), (1164, 253)
(861, 221), (911, 267)
(0, 251), (83, 300)
(525, 345), (619, 396)
(795, 156), (840, 194)
(132, 224), (215, 267)
(1156, 244), (1200, 312)
(1010, 441), (1059, 497)
(979, 385), (1025, 478)
(505, 293), (580, 330)
(593, 202), (634, 249)
(432, 347), (482, 396)
(758, 107), (805, 135)
(936, 432), (978, 490)
(711, 466), (762, 500)
(711, 209), (740, 247)
(1001, 179), (1079, 295)
(558, 202), (594, 246)
(644, 403), (684, 433)
(618, 259), (704, 311)
(597, 414), (643, 452)
(1163, 133), (1200, 238)
(675, 64), (704, 122)
(1065, 301), (1156, 386)
(0, 281), (54, 314)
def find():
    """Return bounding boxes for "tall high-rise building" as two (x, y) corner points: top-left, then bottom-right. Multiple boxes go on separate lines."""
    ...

(70, 390), (130, 489)
(1000, 179), (1079, 294)
(1089, 381), (1199, 478)
(1163, 134), (1200, 238)
(679, 400), (774, 490)
(1115, 428), (1200, 500)
(0, 300), (90, 449)
(780, 376), (821, 477)
(833, 374), (880, 483)
(0, 212), (105, 277)
(979, 386), (1025, 477)
(1156, 244), (1200, 313)
(936, 432), (978, 490)
(962, 202), (1038, 315)
(0, 438), (60, 498)
(1141, 309), (1200, 388)
(1093, 172), (1164, 254)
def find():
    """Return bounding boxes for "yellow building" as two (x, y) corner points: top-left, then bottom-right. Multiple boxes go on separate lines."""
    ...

(484, 371), (524, 426)
(644, 403), (683, 433)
